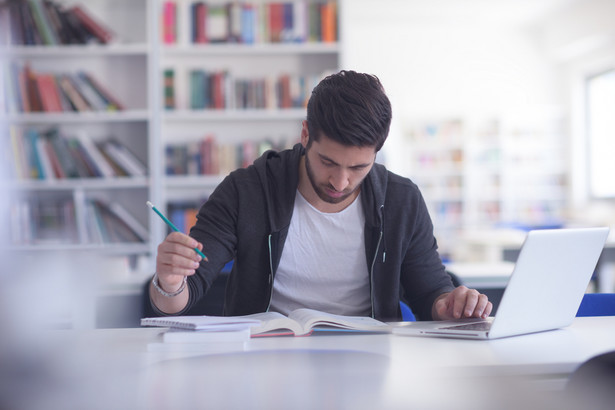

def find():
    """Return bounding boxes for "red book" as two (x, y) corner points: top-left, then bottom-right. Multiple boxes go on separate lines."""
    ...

(162, 1), (176, 44)
(70, 5), (114, 44)
(268, 3), (283, 43)
(196, 3), (208, 43)
(278, 74), (292, 109)
(36, 74), (63, 112)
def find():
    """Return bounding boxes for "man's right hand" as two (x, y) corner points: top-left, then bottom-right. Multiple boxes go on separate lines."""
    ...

(156, 231), (204, 291)
(150, 232), (204, 313)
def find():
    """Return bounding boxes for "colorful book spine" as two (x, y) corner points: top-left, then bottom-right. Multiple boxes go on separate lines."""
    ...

(69, 4), (113, 44)
(162, 1), (177, 44)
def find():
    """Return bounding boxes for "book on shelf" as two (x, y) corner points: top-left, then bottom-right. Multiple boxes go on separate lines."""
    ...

(69, 4), (114, 44)
(79, 72), (125, 111)
(9, 196), (79, 245)
(75, 132), (115, 177)
(8, 126), (147, 181)
(28, 0), (59, 45)
(98, 139), (147, 177)
(185, 70), (319, 110)
(163, 0), (337, 45)
(167, 201), (203, 234)
(85, 198), (148, 244)
(4, 0), (115, 46)
(162, 1), (177, 44)
(35, 73), (63, 112)
(163, 69), (175, 110)
(5, 62), (124, 113)
(141, 308), (391, 337)
(165, 135), (293, 177)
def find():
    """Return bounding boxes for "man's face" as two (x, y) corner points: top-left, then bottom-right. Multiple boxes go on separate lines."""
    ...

(302, 125), (377, 205)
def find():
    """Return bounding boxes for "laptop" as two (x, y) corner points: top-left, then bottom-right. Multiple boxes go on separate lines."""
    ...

(393, 227), (610, 340)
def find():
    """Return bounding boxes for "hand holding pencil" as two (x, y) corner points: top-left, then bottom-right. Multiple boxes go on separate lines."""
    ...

(148, 201), (207, 298)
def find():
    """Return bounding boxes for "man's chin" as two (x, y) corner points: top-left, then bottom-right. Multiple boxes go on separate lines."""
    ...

(317, 191), (350, 204)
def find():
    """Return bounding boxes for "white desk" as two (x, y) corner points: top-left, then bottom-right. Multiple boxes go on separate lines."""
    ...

(4, 317), (615, 410)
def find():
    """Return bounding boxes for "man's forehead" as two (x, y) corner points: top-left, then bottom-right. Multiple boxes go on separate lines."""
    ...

(313, 140), (377, 166)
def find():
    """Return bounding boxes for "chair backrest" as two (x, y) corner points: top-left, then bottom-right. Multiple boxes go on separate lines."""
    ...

(576, 293), (615, 317)
(399, 301), (416, 321)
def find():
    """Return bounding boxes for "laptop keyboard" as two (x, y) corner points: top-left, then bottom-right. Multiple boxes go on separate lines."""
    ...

(442, 321), (492, 331)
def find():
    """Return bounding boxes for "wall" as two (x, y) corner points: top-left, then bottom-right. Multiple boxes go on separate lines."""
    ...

(340, 0), (563, 176)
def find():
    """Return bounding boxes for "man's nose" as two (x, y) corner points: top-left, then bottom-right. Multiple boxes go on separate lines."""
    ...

(330, 170), (350, 192)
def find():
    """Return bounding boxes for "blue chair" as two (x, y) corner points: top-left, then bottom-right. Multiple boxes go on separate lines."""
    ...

(576, 293), (615, 317)
(399, 301), (416, 321)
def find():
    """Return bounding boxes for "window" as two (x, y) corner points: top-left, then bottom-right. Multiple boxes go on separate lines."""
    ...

(587, 69), (615, 198)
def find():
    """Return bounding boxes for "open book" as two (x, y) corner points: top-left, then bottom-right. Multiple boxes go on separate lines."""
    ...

(141, 308), (391, 337)
(241, 308), (391, 337)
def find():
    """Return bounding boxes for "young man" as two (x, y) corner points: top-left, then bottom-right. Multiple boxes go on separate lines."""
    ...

(150, 70), (492, 321)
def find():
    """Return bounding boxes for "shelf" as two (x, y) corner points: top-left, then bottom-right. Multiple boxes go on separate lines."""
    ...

(8, 242), (150, 255)
(0, 43), (150, 57)
(162, 108), (306, 122)
(162, 42), (340, 56)
(0, 110), (150, 124)
(165, 175), (225, 189)
(2, 177), (150, 191)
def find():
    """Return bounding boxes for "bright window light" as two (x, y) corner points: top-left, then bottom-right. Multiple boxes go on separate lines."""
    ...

(587, 69), (615, 198)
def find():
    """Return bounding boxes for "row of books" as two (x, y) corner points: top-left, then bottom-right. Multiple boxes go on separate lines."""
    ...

(0, 0), (113, 46)
(165, 135), (294, 176)
(162, 1), (337, 45)
(6, 126), (147, 181)
(164, 68), (322, 110)
(0, 63), (124, 114)
(8, 196), (148, 246)
(167, 201), (203, 234)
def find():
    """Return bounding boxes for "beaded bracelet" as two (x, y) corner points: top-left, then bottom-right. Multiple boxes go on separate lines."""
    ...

(152, 273), (187, 297)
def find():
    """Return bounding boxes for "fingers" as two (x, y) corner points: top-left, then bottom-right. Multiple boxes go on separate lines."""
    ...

(156, 232), (204, 279)
(436, 286), (492, 320)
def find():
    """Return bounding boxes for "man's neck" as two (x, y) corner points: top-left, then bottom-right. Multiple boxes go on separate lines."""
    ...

(297, 156), (360, 213)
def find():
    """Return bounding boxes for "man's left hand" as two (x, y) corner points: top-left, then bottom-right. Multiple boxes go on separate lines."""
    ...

(432, 286), (493, 320)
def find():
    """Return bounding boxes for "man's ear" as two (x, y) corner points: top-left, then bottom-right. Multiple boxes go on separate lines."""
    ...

(300, 120), (309, 148)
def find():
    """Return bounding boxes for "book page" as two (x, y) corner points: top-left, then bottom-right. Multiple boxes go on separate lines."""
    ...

(140, 316), (259, 331)
(288, 309), (391, 333)
(240, 312), (304, 336)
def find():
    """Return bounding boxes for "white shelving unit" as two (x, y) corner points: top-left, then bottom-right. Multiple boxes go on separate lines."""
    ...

(156, 0), (340, 242)
(1, 0), (155, 273)
(402, 112), (568, 260)
(2, 0), (340, 288)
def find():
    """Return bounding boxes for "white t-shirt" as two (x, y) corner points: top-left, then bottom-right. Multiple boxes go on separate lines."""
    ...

(269, 190), (371, 316)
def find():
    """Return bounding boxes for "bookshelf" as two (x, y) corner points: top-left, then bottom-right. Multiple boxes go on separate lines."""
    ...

(1, 0), (154, 269)
(156, 0), (340, 232)
(403, 112), (568, 259)
(1, 0), (341, 289)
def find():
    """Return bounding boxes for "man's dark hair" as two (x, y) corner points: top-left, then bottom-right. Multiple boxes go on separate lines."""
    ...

(306, 70), (392, 152)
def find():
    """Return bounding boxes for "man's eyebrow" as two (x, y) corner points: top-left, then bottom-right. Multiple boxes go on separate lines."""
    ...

(318, 153), (371, 168)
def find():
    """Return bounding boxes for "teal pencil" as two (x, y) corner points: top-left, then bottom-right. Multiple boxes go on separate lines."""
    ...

(147, 201), (208, 261)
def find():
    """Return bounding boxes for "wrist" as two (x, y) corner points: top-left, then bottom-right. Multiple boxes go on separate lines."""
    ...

(432, 292), (450, 320)
(152, 273), (187, 297)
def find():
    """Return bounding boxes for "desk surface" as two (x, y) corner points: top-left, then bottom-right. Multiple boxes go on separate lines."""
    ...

(5, 317), (614, 410)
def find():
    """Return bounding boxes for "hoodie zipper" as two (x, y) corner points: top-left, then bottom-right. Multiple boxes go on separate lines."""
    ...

(266, 233), (274, 312)
(369, 204), (385, 318)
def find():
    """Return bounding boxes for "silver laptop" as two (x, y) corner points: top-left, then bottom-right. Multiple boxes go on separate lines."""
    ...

(393, 227), (609, 340)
